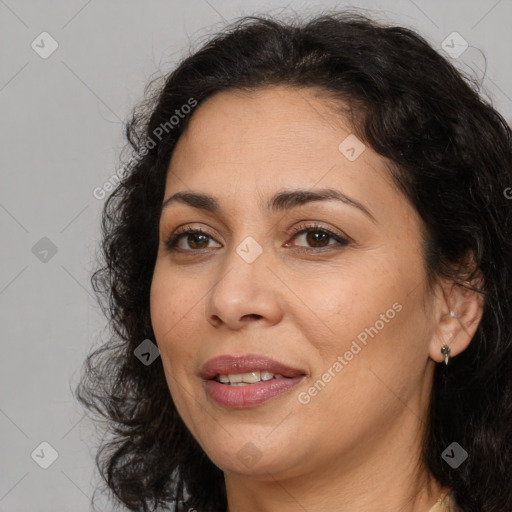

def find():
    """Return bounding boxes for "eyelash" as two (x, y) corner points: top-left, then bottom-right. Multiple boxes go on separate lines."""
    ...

(164, 222), (350, 254)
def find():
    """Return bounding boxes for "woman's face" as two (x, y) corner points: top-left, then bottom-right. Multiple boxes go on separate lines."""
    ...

(150, 85), (441, 479)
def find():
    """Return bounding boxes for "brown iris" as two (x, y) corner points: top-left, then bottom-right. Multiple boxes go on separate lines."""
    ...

(187, 233), (210, 249)
(304, 230), (330, 248)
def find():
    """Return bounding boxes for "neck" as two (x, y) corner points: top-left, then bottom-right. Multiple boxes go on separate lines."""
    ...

(223, 411), (449, 512)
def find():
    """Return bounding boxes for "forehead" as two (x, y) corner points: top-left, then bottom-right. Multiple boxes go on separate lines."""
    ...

(173, 85), (350, 164)
(164, 85), (403, 221)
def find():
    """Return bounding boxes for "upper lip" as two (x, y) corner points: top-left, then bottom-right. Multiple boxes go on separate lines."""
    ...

(201, 354), (307, 380)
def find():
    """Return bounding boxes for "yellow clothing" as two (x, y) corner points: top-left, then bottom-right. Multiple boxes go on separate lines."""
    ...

(428, 491), (460, 511)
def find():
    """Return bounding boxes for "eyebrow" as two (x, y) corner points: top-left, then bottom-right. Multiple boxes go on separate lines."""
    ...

(161, 188), (377, 223)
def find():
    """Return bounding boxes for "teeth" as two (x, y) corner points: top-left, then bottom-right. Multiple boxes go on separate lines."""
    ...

(237, 371), (261, 383)
(216, 371), (285, 384)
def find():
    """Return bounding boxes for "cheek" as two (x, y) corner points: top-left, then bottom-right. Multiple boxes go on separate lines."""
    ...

(298, 308), (426, 448)
(301, 265), (426, 403)
(287, 267), (387, 359)
(150, 267), (202, 424)
(149, 265), (195, 380)
(150, 262), (199, 340)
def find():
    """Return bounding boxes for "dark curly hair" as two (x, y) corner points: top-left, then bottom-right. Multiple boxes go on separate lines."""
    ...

(75, 9), (512, 512)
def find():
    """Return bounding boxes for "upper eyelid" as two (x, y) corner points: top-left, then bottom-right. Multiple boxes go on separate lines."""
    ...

(169, 222), (343, 239)
(289, 222), (349, 240)
(284, 225), (351, 247)
(165, 226), (221, 248)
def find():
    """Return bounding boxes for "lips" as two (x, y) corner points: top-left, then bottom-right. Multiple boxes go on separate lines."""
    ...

(201, 354), (307, 408)
(201, 354), (306, 380)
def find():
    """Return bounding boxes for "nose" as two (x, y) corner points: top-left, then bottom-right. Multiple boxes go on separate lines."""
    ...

(204, 244), (284, 330)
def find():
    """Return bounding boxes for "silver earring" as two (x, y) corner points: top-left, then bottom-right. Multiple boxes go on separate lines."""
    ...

(442, 311), (456, 365)
(441, 345), (451, 365)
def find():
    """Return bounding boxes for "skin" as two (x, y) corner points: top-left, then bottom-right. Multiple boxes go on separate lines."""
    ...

(150, 85), (483, 512)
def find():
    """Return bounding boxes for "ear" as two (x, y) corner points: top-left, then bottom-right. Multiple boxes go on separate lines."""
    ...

(428, 270), (485, 363)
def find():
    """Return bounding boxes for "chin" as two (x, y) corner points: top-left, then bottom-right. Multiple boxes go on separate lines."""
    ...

(198, 431), (305, 478)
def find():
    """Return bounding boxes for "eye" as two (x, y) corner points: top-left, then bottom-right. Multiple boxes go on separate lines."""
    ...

(164, 226), (221, 252)
(164, 222), (350, 254)
(284, 222), (350, 251)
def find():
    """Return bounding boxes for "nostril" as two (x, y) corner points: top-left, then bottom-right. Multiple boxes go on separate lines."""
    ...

(208, 315), (223, 328)
(241, 314), (262, 321)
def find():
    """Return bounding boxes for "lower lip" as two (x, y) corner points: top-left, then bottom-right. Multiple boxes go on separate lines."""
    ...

(205, 376), (305, 408)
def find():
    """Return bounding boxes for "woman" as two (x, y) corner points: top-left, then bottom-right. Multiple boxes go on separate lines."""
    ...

(76, 10), (512, 512)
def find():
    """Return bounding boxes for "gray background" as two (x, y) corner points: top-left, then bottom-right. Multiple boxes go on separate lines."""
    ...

(1, 1), (511, 511)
